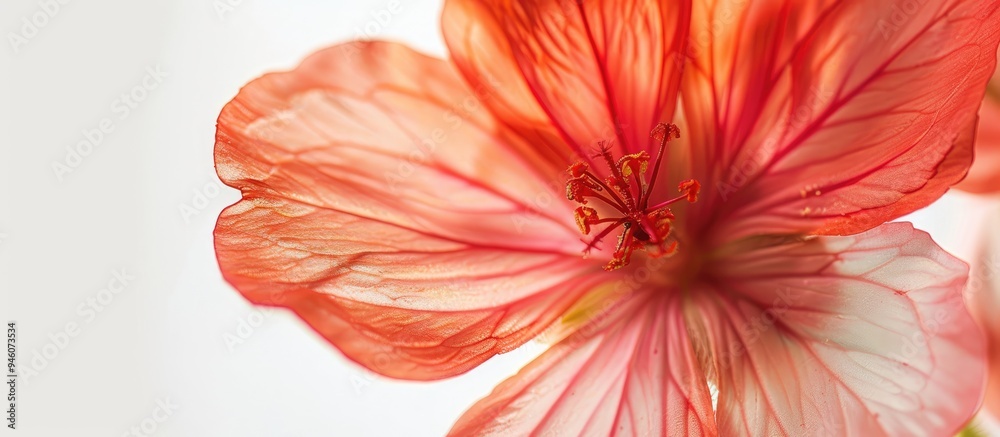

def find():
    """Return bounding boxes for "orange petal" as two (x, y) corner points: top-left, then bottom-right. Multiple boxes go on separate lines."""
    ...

(958, 55), (1000, 193)
(681, 0), (1000, 241)
(214, 41), (602, 380)
(442, 0), (691, 169)
(696, 222), (984, 436)
(448, 293), (717, 436)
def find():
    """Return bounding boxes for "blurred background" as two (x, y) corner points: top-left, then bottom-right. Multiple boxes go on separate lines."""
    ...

(1, 0), (998, 436)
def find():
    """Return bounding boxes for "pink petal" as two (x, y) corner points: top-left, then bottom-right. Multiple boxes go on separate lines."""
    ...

(448, 293), (717, 436)
(682, 0), (1000, 241)
(694, 222), (984, 436)
(967, 209), (1000, 416)
(214, 41), (602, 380)
(442, 0), (691, 167)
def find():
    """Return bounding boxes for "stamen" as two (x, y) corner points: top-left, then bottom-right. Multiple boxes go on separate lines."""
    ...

(574, 206), (600, 234)
(594, 141), (637, 212)
(605, 225), (642, 271)
(564, 123), (697, 271)
(618, 151), (650, 198)
(678, 179), (700, 202)
(582, 218), (627, 253)
(641, 123), (681, 207)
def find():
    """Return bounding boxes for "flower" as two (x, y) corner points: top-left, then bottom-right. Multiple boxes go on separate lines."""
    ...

(214, 0), (1000, 435)
(958, 50), (1000, 193)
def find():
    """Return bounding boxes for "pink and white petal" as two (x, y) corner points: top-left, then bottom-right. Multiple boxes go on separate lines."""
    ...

(693, 222), (984, 436)
(682, 0), (1000, 241)
(448, 293), (717, 437)
(442, 0), (692, 166)
(214, 42), (599, 380)
(967, 208), (1000, 417)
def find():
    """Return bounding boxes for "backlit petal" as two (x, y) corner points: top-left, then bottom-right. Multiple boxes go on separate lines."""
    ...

(682, 0), (1000, 241)
(958, 61), (1000, 193)
(448, 293), (717, 436)
(967, 209), (1000, 417)
(442, 0), (692, 168)
(214, 41), (600, 379)
(693, 222), (984, 436)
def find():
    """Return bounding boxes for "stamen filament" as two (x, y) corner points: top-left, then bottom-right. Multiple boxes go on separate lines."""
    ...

(640, 123), (680, 208)
(593, 217), (622, 224)
(564, 123), (696, 271)
(583, 218), (628, 252)
(648, 194), (691, 211)
(587, 192), (628, 213)
(582, 172), (629, 212)
(595, 143), (637, 211)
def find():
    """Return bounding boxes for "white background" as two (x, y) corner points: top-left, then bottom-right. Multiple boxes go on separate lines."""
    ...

(0, 1), (997, 436)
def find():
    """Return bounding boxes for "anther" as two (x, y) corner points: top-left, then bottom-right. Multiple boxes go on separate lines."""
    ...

(563, 123), (697, 271)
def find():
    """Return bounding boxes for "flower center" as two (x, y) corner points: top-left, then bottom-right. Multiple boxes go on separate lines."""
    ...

(565, 123), (699, 271)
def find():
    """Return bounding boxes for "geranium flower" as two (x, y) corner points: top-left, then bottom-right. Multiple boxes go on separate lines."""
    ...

(214, 0), (1000, 435)
(958, 50), (1000, 193)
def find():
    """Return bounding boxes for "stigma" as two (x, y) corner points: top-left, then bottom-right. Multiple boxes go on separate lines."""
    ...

(565, 123), (699, 271)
